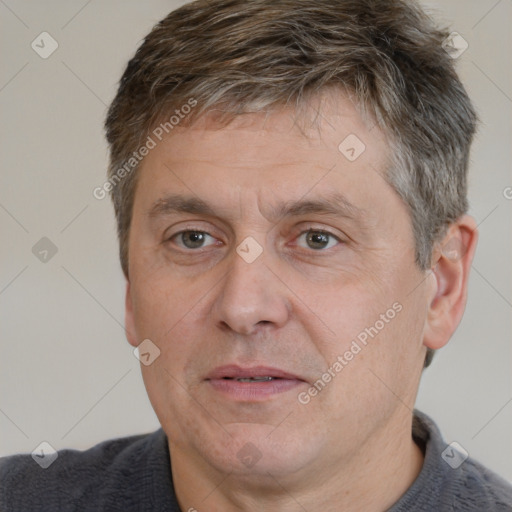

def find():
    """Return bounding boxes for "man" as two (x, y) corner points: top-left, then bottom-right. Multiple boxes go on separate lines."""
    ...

(1, 0), (511, 510)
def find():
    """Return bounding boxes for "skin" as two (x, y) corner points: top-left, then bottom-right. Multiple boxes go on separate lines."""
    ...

(125, 93), (478, 512)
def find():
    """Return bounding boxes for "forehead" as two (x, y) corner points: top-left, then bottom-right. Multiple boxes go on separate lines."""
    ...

(133, 93), (393, 222)
(143, 93), (388, 175)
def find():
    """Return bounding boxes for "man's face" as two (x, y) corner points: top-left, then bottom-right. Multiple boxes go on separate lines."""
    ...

(126, 95), (430, 479)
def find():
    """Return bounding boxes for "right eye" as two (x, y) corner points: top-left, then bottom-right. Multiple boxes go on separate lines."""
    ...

(170, 230), (219, 250)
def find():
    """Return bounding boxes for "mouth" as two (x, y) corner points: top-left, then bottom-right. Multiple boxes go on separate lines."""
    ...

(227, 376), (276, 383)
(205, 365), (306, 401)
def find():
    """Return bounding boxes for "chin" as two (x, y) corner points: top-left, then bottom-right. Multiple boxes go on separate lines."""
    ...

(198, 425), (320, 478)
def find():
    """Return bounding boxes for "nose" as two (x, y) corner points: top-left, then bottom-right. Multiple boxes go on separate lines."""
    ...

(212, 246), (291, 336)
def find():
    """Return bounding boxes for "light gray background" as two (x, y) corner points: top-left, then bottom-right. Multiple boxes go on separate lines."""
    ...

(1, 0), (511, 483)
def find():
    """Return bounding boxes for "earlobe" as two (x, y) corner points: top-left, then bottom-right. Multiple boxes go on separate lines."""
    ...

(423, 216), (478, 351)
(125, 281), (139, 347)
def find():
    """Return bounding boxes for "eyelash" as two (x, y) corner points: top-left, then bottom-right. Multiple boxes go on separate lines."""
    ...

(167, 227), (343, 252)
(294, 229), (342, 251)
(170, 230), (219, 250)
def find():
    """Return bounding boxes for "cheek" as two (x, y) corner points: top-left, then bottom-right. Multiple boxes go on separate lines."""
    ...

(140, 361), (200, 447)
(130, 264), (196, 339)
(294, 275), (390, 344)
(131, 275), (213, 383)
(325, 284), (426, 407)
(301, 264), (425, 379)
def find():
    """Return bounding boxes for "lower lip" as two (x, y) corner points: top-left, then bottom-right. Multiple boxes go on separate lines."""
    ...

(207, 378), (303, 400)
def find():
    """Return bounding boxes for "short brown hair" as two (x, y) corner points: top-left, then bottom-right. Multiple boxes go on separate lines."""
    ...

(105, 0), (478, 366)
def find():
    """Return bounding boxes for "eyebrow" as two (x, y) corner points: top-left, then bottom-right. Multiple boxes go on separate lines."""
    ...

(147, 192), (365, 223)
(149, 195), (215, 218)
(271, 192), (364, 221)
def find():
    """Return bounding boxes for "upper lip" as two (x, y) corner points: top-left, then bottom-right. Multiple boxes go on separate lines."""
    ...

(206, 365), (305, 381)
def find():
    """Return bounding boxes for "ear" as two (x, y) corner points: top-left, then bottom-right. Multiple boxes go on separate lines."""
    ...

(125, 280), (139, 347)
(423, 215), (478, 351)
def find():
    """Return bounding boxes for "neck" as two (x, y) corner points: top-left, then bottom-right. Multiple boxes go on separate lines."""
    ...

(170, 411), (424, 512)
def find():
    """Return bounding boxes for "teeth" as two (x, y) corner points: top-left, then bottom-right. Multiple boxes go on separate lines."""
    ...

(237, 376), (274, 382)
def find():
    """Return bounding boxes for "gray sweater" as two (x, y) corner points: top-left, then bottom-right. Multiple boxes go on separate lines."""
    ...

(1, 411), (511, 511)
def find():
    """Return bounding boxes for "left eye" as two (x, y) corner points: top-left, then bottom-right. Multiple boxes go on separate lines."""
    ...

(296, 230), (340, 250)
(172, 231), (218, 249)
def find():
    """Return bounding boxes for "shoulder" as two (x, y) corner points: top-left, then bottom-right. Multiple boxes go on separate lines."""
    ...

(406, 411), (512, 511)
(0, 430), (166, 512)
(452, 455), (512, 511)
